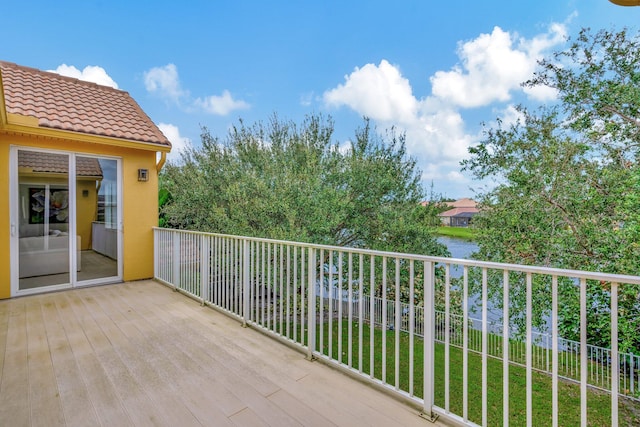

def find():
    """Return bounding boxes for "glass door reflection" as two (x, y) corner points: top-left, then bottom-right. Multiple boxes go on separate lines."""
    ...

(17, 150), (71, 290)
(76, 156), (119, 283)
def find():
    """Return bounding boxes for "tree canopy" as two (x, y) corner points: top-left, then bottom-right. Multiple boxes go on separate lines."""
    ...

(160, 114), (447, 258)
(463, 28), (640, 351)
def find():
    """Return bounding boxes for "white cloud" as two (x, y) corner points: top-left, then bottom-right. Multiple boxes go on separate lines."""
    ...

(430, 24), (566, 108)
(157, 123), (190, 161)
(49, 64), (119, 89)
(495, 104), (525, 129)
(300, 91), (314, 107)
(194, 90), (250, 116)
(143, 64), (249, 115)
(143, 64), (186, 102)
(322, 22), (569, 196)
(322, 61), (470, 162)
(323, 60), (418, 124)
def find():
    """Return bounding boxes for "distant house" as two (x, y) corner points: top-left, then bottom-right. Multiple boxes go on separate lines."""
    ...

(436, 198), (479, 227)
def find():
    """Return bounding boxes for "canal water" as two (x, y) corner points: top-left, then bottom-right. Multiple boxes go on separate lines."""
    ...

(437, 235), (478, 260)
(436, 235), (503, 323)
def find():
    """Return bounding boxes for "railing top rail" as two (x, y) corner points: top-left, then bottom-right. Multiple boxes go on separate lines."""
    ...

(153, 227), (640, 285)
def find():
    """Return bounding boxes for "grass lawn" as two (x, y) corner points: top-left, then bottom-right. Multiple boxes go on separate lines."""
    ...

(313, 320), (640, 427)
(436, 226), (478, 240)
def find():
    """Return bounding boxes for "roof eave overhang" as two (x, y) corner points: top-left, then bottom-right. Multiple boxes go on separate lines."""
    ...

(1, 115), (171, 153)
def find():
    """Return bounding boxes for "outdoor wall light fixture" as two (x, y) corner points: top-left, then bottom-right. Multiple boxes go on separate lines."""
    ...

(138, 168), (149, 182)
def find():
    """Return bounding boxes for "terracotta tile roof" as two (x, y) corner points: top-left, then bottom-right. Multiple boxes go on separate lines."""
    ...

(420, 198), (478, 208)
(18, 150), (103, 177)
(446, 198), (477, 208)
(438, 207), (479, 217)
(0, 61), (171, 147)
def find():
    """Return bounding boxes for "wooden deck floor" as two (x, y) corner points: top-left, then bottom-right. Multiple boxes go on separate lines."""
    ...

(0, 280), (444, 427)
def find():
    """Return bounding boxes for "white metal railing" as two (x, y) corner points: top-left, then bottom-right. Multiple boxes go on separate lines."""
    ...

(355, 294), (640, 399)
(154, 228), (640, 426)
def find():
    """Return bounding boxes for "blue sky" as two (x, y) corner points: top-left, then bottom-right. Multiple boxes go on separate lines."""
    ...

(2, 1), (638, 198)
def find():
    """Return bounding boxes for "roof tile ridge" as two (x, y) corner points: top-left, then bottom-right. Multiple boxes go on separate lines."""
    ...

(0, 60), (128, 94)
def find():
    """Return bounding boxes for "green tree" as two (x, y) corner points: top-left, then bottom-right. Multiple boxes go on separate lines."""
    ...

(161, 114), (448, 298)
(462, 28), (640, 352)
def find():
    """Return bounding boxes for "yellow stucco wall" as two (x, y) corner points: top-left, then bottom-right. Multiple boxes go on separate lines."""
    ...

(122, 148), (158, 281)
(0, 133), (161, 298)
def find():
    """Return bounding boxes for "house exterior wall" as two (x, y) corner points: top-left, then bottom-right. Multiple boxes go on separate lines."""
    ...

(0, 132), (160, 299)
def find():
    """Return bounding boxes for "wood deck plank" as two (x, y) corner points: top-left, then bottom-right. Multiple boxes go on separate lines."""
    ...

(25, 297), (66, 427)
(100, 286), (248, 413)
(39, 295), (100, 427)
(131, 304), (303, 426)
(74, 289), (198, 427)
(158, 292), (424, 426)
(0, 297), (11, 389)
(89, 286), (229, 427)
(0, 280), (443, 427)
(66, 291), (159, 426)
(267, 389), (337, 427)
(228, 407), (269, 427)
(56, 292), (134, 427)
(95, 286), (242, 424)
(0, 301), (30, 427)
(130, 288), (406, 427)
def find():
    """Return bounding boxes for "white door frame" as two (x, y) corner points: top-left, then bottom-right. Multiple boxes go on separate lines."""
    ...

(9, 146), (123, 297)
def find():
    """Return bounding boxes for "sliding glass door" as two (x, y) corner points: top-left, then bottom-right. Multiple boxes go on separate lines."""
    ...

(16, 150), (71, 291)
(75, 156), (121, 284)
(12, 148), (122, 295)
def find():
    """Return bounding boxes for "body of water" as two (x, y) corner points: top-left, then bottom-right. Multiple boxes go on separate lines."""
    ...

(437, 235), (478, 260)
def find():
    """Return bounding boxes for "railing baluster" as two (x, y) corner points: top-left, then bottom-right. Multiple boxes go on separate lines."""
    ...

(306, 247), (316, 360)
(503, 270), (509, 427)
(382, 256), (387, 384)
(279, 244), (284, 335)
(338, 251), (343, 365)
(273, 243), (277, 332)
(329, 250), (334, 359)
(358, 253), (364, 373)
(319, 248), (324, 356)
(201, 235), (209, 305)
(172, 232), (181, 288)
(463, 265), (469, 423)
(526, 272), (532, 427)
(249, 240), (255, 322)
(482, 267), (488, 427)
(423, 260), (435, 421)
(300, 248), (311, 346)
(370, 256), (375, 379)
(552, 275), (558, 427)
(348, 252), (353, 368)
(394, 258), (400, 390)
(267, 243), (272, 331)
(580, 277), (587, 427)
(242, 239), (249, 325)
(409, 260), (415, 397)
(286, 245), (291, 339)
(223, 238), (228, 309)
(261, 242), (265, 326)
(445, 263), (451, 413)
